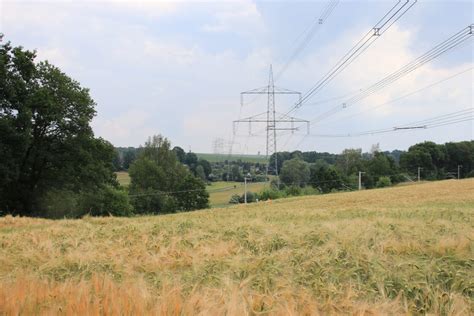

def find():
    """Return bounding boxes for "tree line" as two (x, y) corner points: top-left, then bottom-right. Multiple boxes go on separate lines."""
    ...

(230, 141), (474, 204)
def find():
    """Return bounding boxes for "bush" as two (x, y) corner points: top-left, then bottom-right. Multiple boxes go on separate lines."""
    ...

(300, 186), (319, 196)
(175, 174), (209, 211)
(285, 185), (302, 196)
(465, 170), (474, 178)
(376, 176), (392, 188)
(39, 189), (81, 219)
(229, 194), (240, 204)
(39, 186), (133, 218)
(80, 185), (133, 217)
(259, 188), (286, 201)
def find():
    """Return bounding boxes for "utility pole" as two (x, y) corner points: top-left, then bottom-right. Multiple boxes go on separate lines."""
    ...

(418, 167), (423, 182)
(233, 65), (309, 184)
(358, 171), (365, 190)
(458, 165), (462, 180)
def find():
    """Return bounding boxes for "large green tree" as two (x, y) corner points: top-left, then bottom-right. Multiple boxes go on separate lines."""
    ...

(280, 158), (310, 187)
(0, 38), (117, 216)
(128, 135), (209, 214)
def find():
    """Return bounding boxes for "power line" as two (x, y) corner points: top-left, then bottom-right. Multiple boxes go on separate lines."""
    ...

(317, 66), (473, 126)
(310, 24), (474, 123)
(305, 108), (473, 138)
(274, 0), (340, 82)
(285, 0), (417, 116)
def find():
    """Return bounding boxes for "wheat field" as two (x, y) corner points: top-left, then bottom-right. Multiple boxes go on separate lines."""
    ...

(0, 179), (473, 315)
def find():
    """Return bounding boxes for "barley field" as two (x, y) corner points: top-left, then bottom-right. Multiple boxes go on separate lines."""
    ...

(0, 179), (473, 315)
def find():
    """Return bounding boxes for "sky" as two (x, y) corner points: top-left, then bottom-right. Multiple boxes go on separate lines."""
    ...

(1, 0), (473, 154)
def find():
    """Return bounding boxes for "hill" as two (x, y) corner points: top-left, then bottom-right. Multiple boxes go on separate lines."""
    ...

(0, 179), (473, 314)
(196, 153), (267, 163)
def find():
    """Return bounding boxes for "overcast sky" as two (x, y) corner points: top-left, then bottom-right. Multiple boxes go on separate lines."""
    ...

(1, 0), (473, 154)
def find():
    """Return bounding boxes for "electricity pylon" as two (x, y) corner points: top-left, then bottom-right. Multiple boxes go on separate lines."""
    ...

(233, 65), (309, 181)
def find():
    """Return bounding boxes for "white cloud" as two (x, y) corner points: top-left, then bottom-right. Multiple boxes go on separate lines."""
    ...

(201, 0), (265, 36)
(2, 0), (471, 153)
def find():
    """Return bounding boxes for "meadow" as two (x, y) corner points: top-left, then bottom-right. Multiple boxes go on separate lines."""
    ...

(196, 153), (267, 163)
(0, 179), (473, 315)
(115, 172), (266, 207)
(206, 181), (268, 207)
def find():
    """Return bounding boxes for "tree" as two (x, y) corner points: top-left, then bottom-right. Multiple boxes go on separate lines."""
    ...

(185, 152), (198, 166)
(172, 146), (186, 163)
(231, 165), (243, 181)
(269, 152), (292, 174)
(198, 159), (212, 179)
(0, 39), (117, 216)
(112, 149), (122, 171)
(128, 135), (209, 214)
(122, 149), (137, 170)
(195, 165), (206, 181)
(310, 165), (342, 193)
(444, 141), (474, 177)
(79, 186), (133, 217)
(365, 152), (399, 187)
(176, 174), (209, 211)
(280, 158), (310, 187)
(336, 148), (363, 176)
(400, 141), (447, 179)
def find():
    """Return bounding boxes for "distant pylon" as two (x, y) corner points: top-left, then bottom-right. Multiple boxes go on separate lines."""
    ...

(233, 65), (309, 182)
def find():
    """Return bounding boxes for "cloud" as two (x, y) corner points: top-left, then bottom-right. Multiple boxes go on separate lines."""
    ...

(2, 0), (471, 153)
(201, 0), (265, 36)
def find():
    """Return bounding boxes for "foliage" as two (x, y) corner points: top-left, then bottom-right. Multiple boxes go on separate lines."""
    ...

(258, 187), (286, 201)
(172, 146), (186, 163)
(335, 148), (363, 176)
(310, 165), (342, 193)
(229, 194), (240, 204)
(0, 39), (117, 217)
(376, 176), (392, 188)
(37, 186), (132, 218)
(284, 185), (302, 196)
(280, 158), (310, 187)
(79, 186), (133, 217)
(397, 141), (473, 180)
(175, 174), (209, 211)
(128, 135), (209, 214)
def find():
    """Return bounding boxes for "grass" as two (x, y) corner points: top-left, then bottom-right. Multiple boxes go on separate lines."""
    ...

(115, 173), (266, 207)
(196, 153), (267, 163)
(207, 181), (268, 207)
(0, 179), (473, 314)
(115, 171), (131, 187)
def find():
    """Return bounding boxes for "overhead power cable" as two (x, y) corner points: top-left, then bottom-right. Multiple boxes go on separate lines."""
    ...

(317, 66), (473, 126)
(311, 24), (474, 123)
(307, 108), (473, 138)
(275, 0), (340, 82)
(285, 0), (417, 115)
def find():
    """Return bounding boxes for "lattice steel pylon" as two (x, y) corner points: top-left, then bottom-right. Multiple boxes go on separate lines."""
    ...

(233, 65), (309, 182)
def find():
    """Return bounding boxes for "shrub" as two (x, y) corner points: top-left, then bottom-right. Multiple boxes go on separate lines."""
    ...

(229, 194), (240, 204)
(376, 176), (392, 188)
(259, 188), (285, 201)
(285, 185), (302, 196)
(39, 189), (81, 219)
(80, 186), (133, 217)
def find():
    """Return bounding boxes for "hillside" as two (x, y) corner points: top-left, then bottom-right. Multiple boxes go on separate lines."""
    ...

(1, 179), (473, 314)
(196, 153), (267, 163)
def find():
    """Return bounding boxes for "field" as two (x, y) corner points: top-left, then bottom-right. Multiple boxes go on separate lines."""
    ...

(115, 173), (266, 207)
(207, 181), (268, 207)
(1, 179), (473, 314)
(196, 153), (267, 163)
(115, 171), (131, 187)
